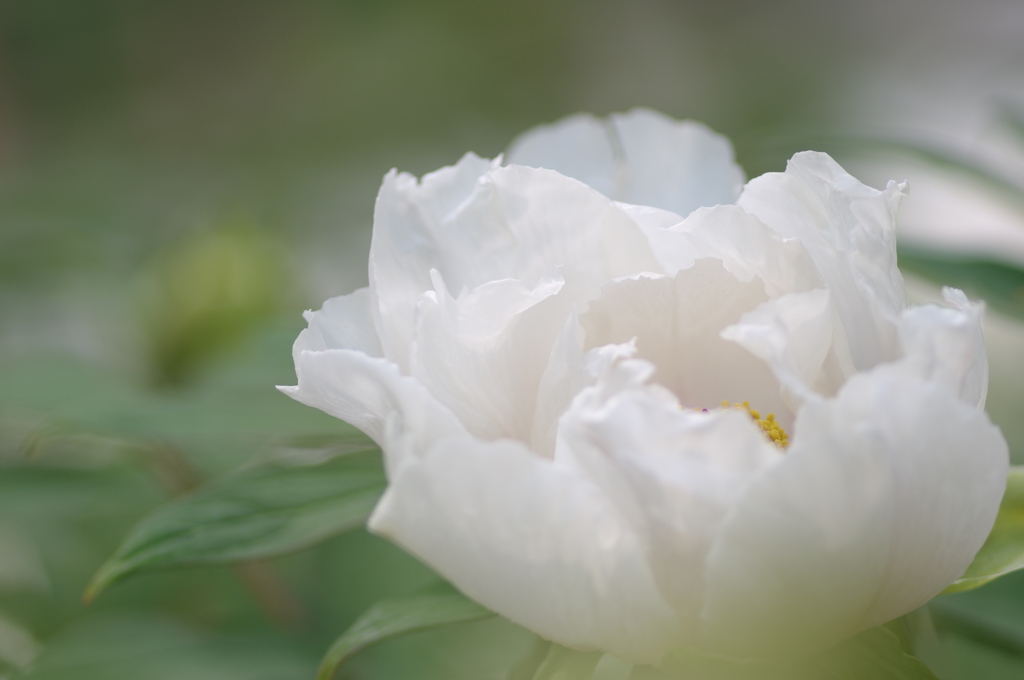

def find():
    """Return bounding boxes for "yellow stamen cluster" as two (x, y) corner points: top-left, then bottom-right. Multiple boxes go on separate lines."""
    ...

(721, 400), (789, 448)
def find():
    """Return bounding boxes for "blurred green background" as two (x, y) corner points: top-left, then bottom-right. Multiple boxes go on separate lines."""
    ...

(2, 1), (1024, 678)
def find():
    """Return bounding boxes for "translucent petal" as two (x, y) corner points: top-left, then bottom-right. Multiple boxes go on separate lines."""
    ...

(368, 433), (682, 664)
(279, 349), (463, 477)
(738, 152), (907, 372)
(507, 108), (744, 218)
(557, 358), (779, 639)
(700, 368), (1008, 659)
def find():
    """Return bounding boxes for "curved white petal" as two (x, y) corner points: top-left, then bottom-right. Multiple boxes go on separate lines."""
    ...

(440, 165), (661, 289)
(611, 109), (745, 216)
(581, 258), (787, 420)
(531, 310), (588, 457)
(370, 153), (497, 369)
(411, 268), (596, 443)
(294, 287), (383, 359)
(738, 151), (908, 372)
(504, 113), (619, 199)
(557, 362), (780, 640)
(368, 433), (682, 665)
(623, 203), (823, 296)
(279, 349), (464, 477)
(897, 287), (988, 408)
(700, 369), (1008, 659)
(507, 108), (744, 217)
(370, 158), (661, 368)
(721, 289), (840, 407)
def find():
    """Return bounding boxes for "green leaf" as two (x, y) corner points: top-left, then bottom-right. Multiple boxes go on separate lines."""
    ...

(506, 640), (616, 680)
(897, 247), (1024, 322)
(86, 447), (386, 600)
(803, 627), (940, 680)
(0, 613), (41, 672)
(929, 598), (1024, 657)
(943, 466), (1024, 594)
(316, 583), (494, 680)
(657, 627), (937, 680)
(528, 644), (602, 680)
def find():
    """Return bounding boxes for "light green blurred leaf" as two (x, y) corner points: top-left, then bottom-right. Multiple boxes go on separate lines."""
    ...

(929, 597), (1024, 658)
(23, 614), (313, 680)
(86, 446), (385, 600)
(138, 227), (290, 386)
(316, 582), (494, 680)
(654, 627), (937, 680)
(897, 248), (1024, 322)
(944, 467), (1024, 594)
(803, 627), (940, 680)
(0, 613), (40, 672)
(529, 644), (602, 680)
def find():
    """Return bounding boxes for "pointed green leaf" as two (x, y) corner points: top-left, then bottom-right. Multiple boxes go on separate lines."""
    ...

(897, 248), (1024, 322)
(316, 583), (494, 680)
(944, 466), (1024, 594)
(86, 446), (385, 600)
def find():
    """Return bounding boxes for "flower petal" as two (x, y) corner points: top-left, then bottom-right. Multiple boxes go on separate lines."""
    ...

(580, 258), (787, 419)
(279, 349), (463, 477)
(610, 108), (745, 216)
(293, 287), (383, 359)
(738, 151), (908, 372)
(504, 113), (619, 199)
(897, 287), (988, 408)
(438, 165), (661, 289)
(507, 109), (744, 218)
(369, 153), (497, 369)
(721, 288), (840, 406)
(370, 158), (661, 368)
(623, 203), (823, 296)
(411, 268), (596, 444)
(700, 368), (1008, 659)
(531, 310), (588, 457)
(557, 359), (780, 640)
(368, 433), (683, 664)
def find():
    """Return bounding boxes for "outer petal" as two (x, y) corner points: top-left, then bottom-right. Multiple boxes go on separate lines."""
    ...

(368, 433), (682, 665)
(503, 113), (619, 199)
(700, 369), (1008, 659)
(369, 153), (497, 369)
(293, 287), (383, 359)
(411, 268), (596, 444)
(438, 165), (661, 289)
(610, 109), (745, 216)
(370, 158), (661, 367)
(507, 108), (744, 217)
(557, 356), (780, 640)
(279, 349), (464, 477)
(738, 151), (907, 372)
(897, 287), (988, 409)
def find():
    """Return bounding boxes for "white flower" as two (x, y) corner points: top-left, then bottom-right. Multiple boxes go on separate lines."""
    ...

(281, 109), (1008, 663)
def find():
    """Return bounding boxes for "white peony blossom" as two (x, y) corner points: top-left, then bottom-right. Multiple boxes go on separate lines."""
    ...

(281, 109), (1009, 663)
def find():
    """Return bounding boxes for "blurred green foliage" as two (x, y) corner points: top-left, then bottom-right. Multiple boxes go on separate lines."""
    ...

(138, 228), (290, 386)
(2, 1), (1024, 679)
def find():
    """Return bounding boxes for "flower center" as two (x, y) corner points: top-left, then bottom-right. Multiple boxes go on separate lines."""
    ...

(722, 400), (789, 448)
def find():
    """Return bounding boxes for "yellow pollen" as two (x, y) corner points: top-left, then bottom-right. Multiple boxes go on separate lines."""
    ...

(721, 400), (789, 448)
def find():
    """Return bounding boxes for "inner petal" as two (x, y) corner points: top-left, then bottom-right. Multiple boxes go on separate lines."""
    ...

(580, 258), (791, 427)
